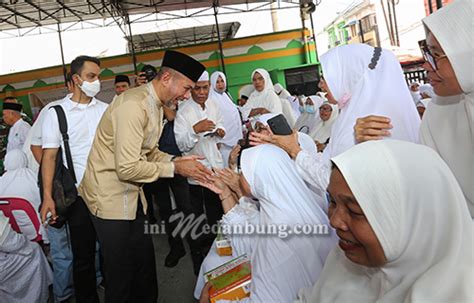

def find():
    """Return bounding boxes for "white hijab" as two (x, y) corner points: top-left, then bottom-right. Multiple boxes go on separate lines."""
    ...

(274, 83), (297, 127)
(419, 83), (435, 98)
(0, 150), (40, 209)
(295, 96), (324, 134)
(309, 102), (339, 143)
(241, 144), (335, 302)
(241, 69), (283, 120)
(296, 140), (473, 303)
(209, 71), (243, 147)
(274, 83), (291, 99)
(421, 0), (474, 218)
(320, 44), (421, 161)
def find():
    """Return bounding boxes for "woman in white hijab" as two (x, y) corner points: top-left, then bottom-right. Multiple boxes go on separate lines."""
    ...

(0, 212), (53, 303)
(194, 115), (321, 299)
(240, 69), (283, 121)
(294, 96), (324, 135)
(308, 102), (339, 151)
(251, 44), (420, 200)
(409, 82), (421, 104)
(199, 144), (335, 303)
(0, 149), (44, 241)
(210, 71), (244, 166)
(354, 0), (474, 221)
(274, 83), (297, 127)
(296, 140), (473, 303)
(416, 99), (430, 119)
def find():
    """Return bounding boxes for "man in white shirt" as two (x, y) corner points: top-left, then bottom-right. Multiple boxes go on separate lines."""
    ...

(40, 56), (108, 303)
(174, 71), (226, 255)
(2, 99), (31, 153)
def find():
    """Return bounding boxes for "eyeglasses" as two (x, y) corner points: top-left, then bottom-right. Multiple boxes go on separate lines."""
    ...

(418, 39), (447, 71)
(319, 106), (333, 112)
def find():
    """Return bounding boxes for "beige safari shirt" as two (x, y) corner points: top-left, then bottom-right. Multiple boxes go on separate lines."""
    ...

(79, 83), (174, 220)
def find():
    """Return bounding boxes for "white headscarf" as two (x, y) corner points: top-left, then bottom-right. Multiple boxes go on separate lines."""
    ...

(320, 44), (421, 161)
(241, 68), (283, 120)
(296, 140), (473, 303)
(419, 83), (435, 98)
(240, 144), (335, 302)
(0, 150), (40, 210)
(416, 99), (431, 109)
(238, 84), (254, 99)
(274, 83), (297, 127)
(294, 96), (324, 134)
(308, 102), (339, 143)
(421, 0), (474, 218)
(274, 83), (291, 99)
(209, 71), (243, 147)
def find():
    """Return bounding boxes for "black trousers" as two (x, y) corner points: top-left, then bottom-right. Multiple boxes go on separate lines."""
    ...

(68, 196), (99, 303)
(91, 200), (157, 303)
(189, 184), (224, 252)
(144, 175), (200, 254)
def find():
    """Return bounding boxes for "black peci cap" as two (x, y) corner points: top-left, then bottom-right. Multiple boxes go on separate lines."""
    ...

(114, 75), (130, 85)
(161, 50), (206, 83)
(3, 102), (22, 112)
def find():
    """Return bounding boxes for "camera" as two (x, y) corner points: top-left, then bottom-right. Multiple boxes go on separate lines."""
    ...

(141, 65), (157, 82)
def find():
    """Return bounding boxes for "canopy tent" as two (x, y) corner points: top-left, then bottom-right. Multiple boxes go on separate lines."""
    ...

(0, 0), (306, 78)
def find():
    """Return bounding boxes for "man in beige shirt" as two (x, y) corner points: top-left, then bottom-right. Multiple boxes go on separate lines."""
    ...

(79, 50), (210, 303)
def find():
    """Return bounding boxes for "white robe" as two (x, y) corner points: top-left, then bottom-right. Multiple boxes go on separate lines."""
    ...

(240, 69), (283, 121)
(6, 118), (31, 153)
(0, 213), (53, 303)
(274, 83), (297, 127)
(421, 0), (474, 219)
(201, 145), (335, 302)
(296, 140), (473, 303)
(295, 44), (421, 198)
(210, 72), (243, 148)
(174, 97), (226, 184)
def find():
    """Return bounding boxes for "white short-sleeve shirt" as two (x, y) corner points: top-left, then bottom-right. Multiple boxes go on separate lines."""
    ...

(42, 96), (108, 185)
(7, 119), (31, 152)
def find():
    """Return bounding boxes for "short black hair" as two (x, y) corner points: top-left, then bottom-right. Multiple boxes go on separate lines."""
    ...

(70, 56), (100, 76)
(3, 96), (17, 103)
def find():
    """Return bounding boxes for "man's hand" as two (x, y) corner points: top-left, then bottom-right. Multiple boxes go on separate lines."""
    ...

(250, 130), (302, 159)
(228, 145), (241, 170)
(354, 115), (392, 143)
(216, 128), (225, 138)
(193, 119), (216, 134)
(174, 159), (212, 183)
(40, 196), (57, 225)
(136, 72), (147, 86)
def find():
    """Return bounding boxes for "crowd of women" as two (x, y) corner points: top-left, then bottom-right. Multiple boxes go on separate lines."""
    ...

(0, 0), (472, 302)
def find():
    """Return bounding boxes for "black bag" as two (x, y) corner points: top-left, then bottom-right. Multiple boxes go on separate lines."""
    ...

(38, 105), (78, 228)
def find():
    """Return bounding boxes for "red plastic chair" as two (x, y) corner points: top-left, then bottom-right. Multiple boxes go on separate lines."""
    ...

(0, 197), (43, 242)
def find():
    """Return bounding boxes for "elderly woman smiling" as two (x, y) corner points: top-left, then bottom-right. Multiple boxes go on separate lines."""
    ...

(296, 140), (473, 302)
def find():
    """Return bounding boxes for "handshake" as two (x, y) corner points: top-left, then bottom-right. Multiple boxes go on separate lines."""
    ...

(172, 155), (213, 183)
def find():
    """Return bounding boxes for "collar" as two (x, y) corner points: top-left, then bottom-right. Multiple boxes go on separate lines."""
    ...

(191, 98), (207, 111)
(148, 82), (163, 109)
(63, 95), (98, 111)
